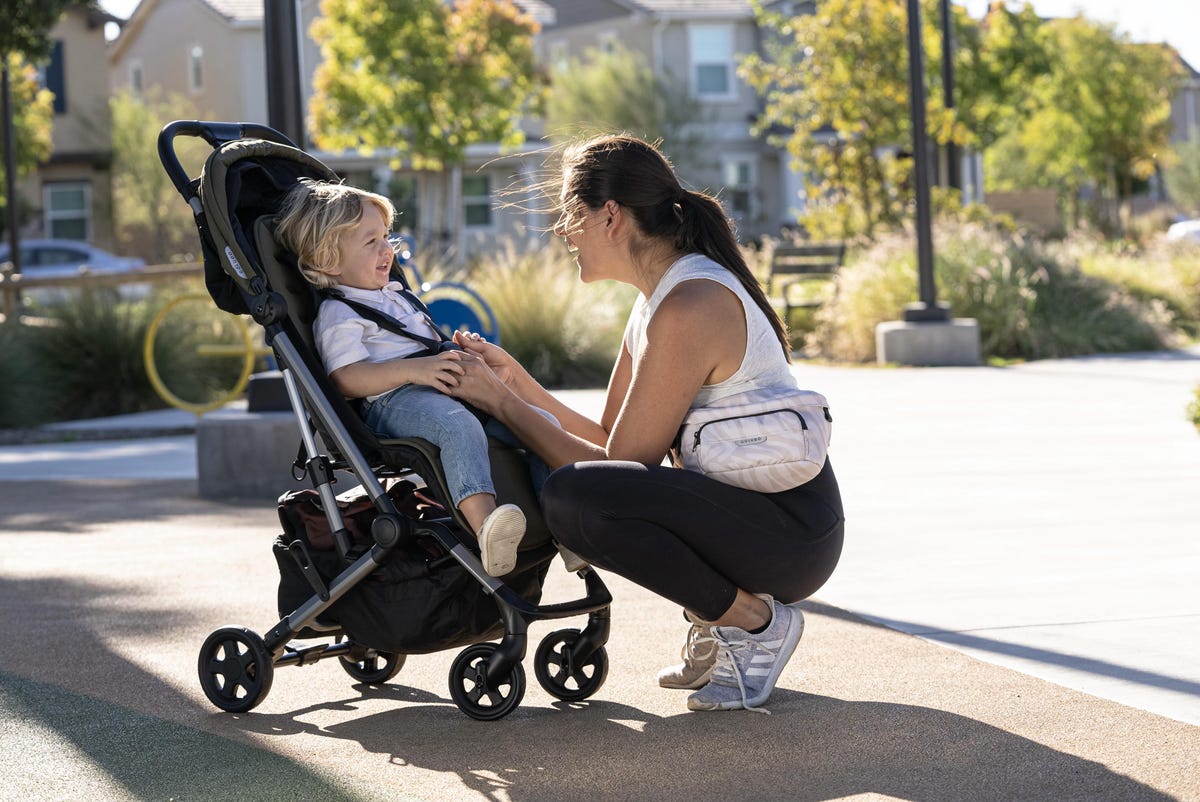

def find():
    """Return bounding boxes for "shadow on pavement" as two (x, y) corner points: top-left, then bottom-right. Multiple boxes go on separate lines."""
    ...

(0, 574), (365, 800)
(227, 687), (1172, 802)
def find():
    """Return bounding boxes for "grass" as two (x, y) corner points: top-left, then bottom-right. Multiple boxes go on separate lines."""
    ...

(804, 219), (1187, 363)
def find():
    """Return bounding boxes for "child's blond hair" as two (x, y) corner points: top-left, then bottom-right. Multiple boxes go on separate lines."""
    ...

(274, 179), (396, 289)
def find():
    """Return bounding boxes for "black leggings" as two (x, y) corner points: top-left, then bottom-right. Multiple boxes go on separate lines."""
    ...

(542, 459), (845, 621)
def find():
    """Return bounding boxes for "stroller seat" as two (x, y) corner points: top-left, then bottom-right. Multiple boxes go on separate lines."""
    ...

(161, 120), (611, 721)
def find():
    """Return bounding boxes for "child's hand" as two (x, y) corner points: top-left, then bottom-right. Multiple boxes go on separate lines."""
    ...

(407, 351), (467, 393)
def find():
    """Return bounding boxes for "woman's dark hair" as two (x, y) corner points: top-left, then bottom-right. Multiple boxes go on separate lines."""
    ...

(561, 135), (790, 359)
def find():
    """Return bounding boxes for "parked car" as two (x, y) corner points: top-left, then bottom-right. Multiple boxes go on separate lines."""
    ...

(0, 238), (148, 304)
(1165, 219), (1200, 244)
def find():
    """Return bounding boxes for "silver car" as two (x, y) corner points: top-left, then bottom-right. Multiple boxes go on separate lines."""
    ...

(0, 238), (148, 304)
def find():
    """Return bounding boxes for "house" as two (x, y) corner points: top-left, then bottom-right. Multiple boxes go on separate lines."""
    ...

(1169, 56), (1199, 143)
(18, 3), (123, 250)
(528, 0), (798, 240)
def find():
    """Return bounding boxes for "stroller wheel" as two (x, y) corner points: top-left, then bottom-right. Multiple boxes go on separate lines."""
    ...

(198, 626), (274, 713)
(448, 643), (525, 721)
(533, 629), (609, 702)
(339, 647), (406, 684)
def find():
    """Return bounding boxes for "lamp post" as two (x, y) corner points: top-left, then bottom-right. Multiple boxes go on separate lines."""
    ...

(902, 0), (949, 323)
(263, 0), (305, 149)
(940, 0), (960, 191)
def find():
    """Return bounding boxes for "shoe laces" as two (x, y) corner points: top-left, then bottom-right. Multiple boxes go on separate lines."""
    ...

(710, 634), (774, 714)
(683, 623), (718, 664)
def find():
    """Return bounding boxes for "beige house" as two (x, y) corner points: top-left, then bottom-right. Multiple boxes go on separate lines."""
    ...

(19, 4), (122, 249)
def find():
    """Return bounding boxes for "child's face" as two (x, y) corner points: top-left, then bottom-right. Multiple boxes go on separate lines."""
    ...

(334, 203), (393, 290)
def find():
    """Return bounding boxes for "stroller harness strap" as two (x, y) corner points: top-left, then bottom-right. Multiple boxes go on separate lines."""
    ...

(320, 289), (455, 357)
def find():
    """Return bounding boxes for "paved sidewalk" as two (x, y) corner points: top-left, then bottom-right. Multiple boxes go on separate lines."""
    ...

(1, 349), (1198, 799)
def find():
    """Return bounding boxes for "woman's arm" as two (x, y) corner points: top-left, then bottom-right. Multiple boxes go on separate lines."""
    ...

(450, 279), (745, 470)
(453, 332), (612, 446)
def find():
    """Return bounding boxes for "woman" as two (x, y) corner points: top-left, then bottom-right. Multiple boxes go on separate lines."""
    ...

(448, 135), (844, 712)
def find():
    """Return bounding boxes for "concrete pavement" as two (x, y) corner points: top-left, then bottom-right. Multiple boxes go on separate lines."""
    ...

(1, 350), (1198, 799)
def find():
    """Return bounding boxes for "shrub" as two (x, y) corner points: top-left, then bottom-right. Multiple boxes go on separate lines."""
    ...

(0, 323), (50, 428)
(807, 219), (1180, 362)
(1051, 233), (1200, 337)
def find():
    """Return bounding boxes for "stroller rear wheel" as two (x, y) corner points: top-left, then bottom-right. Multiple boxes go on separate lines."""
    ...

(198, 626), (274, 713)
(533, 628), (609, 702)
(339, 645), (406, 684)
(448, 643), (525, 721)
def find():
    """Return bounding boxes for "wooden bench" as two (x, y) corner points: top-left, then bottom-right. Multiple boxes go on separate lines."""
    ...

(767, 242), (845, 320)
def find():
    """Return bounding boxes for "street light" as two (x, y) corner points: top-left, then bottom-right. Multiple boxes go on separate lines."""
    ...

(902, 0), (950, 323)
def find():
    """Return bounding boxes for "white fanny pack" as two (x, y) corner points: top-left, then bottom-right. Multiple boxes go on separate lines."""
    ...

(673, 387), (832, 493)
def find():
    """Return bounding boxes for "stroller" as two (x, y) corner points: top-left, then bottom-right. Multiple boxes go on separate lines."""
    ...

(159, 120), (613, 721)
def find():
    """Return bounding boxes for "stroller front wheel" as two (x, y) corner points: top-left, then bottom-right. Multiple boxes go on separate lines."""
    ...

(533, 628), (609, 702)
(198, 626), (274, 713)
(448, 643), (525, 721)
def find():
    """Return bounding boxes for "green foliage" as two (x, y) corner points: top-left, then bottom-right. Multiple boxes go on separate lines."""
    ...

(0, 0), (89, 59)
(985, 17), (1182, 225)
(806, 219), (1179, 362)
(0, 54), (55, 221)
(545, 43), (707, 174)
(741, 0), (912, 239)
(1050, 233), (1200, 337)
(1188, 385), (1200, 433)
(27, 293), (176, 420)
(0, 322), (48, 427)
(310, 0), (541, 170)
(1164, 137), (1200, 217)
(111, 89), (209, 263)
(466, 241), (636, 388)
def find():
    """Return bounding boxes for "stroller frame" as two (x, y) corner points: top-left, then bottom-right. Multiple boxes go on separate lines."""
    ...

(160, 120), (612, 721)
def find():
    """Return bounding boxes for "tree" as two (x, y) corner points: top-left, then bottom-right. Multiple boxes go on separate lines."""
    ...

(110, 89), (208, 264)
(0, 55), (54, 228)
(544, 43), (708, 175)
(740, 0), (1032, 239)
(1, 0), (89, 240)
(741, 0), (914, 239)
(308, 0), (541, 252)
(984, 16), (1183, 229)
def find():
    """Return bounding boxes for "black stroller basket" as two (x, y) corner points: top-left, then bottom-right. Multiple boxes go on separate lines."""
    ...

(159, 120), (612, 721)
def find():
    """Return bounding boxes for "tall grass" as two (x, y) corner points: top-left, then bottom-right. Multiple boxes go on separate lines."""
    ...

(808, 220), (1181, 363)
(466, 241), (637, 387)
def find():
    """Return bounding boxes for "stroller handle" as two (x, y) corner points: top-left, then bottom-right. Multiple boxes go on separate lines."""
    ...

(158, 120), (299, 202)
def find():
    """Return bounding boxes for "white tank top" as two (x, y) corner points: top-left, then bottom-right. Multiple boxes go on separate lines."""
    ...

(622, 253), (796, 410)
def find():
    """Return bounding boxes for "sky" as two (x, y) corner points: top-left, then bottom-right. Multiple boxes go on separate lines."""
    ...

(97, 0), (1200, 68)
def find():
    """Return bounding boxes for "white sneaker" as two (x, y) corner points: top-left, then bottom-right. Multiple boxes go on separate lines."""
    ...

(657, 612), (718, 690)
(686, 596), (804, 713)
(477, 504), (526, 576)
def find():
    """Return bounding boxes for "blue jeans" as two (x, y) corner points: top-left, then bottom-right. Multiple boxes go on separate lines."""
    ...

(362, 384), (550, 507)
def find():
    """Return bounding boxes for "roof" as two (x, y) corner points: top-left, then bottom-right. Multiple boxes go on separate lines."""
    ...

(617, 0), (754, 15)
(201, 0), (263, 22)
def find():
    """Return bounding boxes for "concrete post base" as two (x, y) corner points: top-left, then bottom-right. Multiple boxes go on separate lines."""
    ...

(196, 408), (309, 500)
(876, 318), (982, 367)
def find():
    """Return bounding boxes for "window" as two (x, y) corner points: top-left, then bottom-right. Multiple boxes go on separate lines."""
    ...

(188, 45), (204, 93)
(45, 40), (67, 114)
(462, 174), (492, 228)
(689, 25), (735, 99)
(722, 157), (755, 219)
(598, 31), (618, 54)
(44, 183), (91, 241)
(548, 41), (568, 72)
(130, 61), (144, 99)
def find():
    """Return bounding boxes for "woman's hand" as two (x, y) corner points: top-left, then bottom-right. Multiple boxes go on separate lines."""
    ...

(452, 331), (520, 387)
(444, 346), (514, 415)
